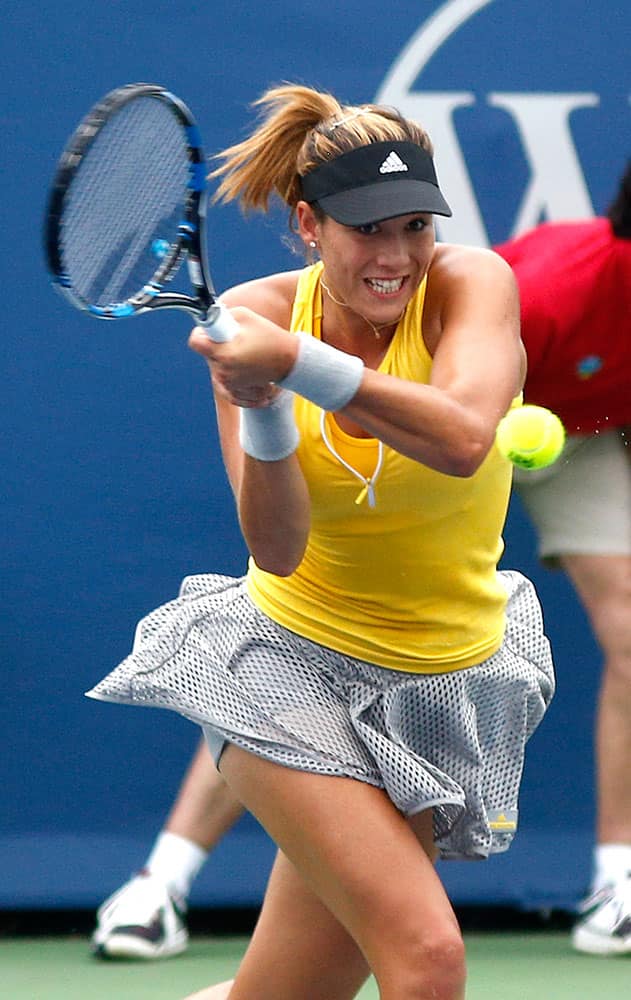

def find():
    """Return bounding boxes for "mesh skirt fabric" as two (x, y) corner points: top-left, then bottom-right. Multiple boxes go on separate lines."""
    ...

(88, 570), (554, 860)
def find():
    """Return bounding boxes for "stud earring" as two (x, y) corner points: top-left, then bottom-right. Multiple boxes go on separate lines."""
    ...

(309, 240), (317, 249)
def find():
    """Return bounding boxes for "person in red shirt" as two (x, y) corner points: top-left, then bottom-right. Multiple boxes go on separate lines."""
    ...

(495, 160), (631, 956)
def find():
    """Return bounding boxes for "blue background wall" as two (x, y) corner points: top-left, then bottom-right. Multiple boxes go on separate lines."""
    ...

(2, 0), (628, 910)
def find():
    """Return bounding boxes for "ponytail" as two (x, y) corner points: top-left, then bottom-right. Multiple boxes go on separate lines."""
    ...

(211, 83), (434, 224)
(211, 85), (343, 216)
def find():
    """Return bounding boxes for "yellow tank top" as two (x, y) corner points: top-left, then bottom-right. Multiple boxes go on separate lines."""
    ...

(247, 263), (515, 673)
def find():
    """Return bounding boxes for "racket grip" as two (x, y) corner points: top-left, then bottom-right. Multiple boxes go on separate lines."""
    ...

(201, 302), (239, 342)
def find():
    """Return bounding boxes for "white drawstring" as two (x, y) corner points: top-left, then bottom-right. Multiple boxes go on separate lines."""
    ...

(319, 410), (384, 508)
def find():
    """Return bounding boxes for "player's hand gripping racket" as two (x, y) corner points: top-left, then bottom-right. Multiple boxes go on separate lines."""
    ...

(44, 82), (236, 342)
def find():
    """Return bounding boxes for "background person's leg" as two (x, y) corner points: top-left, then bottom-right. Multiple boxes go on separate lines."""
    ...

(561, 552), (631, 954)
(93, 739), (244, 960)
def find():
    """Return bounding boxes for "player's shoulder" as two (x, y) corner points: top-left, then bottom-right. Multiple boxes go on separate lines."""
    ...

(429, 242), (516, 288)
(220, 270), (302, 325)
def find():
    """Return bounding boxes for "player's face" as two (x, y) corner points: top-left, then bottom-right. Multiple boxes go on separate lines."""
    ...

(316, 212), (435, 327)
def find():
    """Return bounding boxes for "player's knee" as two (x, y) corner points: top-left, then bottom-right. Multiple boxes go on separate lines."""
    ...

(421, 929), (467, 997)
(384, 924), (466, 999)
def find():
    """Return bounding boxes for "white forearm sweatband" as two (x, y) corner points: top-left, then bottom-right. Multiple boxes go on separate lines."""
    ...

(239, 390), (300, 461)
(277, 332), (364, 411)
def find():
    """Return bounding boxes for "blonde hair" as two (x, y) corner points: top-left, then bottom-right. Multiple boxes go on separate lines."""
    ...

(210, 83), (434, 224)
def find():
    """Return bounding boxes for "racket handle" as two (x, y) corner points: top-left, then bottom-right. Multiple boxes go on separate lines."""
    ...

(201, 302), (239, 342)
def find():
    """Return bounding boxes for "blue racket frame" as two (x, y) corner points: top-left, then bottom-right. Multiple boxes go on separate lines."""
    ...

(44, 82), (222, 327)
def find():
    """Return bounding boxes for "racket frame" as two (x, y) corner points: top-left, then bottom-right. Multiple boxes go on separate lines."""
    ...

(44, 82), (223, 328)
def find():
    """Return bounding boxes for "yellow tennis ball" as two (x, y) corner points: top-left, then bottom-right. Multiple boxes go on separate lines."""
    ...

(496, 405), (566, 470)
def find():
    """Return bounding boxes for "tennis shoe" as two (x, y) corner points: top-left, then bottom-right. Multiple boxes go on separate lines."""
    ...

(571, 876), (631, 956)
(91, 871), (189, 960)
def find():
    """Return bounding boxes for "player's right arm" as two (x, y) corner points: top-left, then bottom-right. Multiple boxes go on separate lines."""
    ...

(190, 272), (310, 578)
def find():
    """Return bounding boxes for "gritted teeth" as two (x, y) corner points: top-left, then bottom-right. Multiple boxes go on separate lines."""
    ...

(366, 277), (405, 293)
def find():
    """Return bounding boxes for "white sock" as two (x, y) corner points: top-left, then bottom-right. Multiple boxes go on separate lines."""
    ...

(592, 843), (631, 890)
(145, 831), (208, 904)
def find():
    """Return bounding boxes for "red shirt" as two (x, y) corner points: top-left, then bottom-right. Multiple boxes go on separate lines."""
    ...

(494, 219), (631, 433)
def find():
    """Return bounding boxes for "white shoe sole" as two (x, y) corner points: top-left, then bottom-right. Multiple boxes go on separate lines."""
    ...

(93, 931), (188, 960)
(572, 925), (631, 956)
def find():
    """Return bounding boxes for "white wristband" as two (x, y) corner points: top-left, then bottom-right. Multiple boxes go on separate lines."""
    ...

(239, 390), (300, 461)
(277, 332), (364, 411)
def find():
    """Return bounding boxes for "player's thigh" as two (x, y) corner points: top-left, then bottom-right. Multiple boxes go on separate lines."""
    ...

(230, 850), (370, 1000)
(219, 745), (461, 969)
(407, 805), (440, 863)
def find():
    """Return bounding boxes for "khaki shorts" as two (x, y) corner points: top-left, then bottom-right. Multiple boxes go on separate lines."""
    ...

(513, 428), (631, 563)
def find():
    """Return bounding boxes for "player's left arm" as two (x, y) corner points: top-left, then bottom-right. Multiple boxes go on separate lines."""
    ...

(344, 246), (525, 476)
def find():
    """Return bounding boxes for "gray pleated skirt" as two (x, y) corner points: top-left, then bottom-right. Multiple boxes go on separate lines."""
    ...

(88, 569), (554, 860)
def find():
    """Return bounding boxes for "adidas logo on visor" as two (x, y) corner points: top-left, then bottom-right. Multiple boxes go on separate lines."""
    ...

(379, 151), (409, 174)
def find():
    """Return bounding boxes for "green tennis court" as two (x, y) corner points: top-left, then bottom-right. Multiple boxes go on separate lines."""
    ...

(2, 931), (629, 999)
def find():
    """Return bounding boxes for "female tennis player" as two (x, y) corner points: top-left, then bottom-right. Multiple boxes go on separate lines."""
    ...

(89, 84), (555, 1000)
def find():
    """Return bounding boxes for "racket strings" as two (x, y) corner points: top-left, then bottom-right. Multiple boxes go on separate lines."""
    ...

(60, 98), (191, 307)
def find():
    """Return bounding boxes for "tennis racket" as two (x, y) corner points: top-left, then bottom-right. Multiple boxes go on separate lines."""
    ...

(44, 82), (236, 342)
